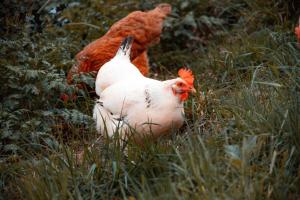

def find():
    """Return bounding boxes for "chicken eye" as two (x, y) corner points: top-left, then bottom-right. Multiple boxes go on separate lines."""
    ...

(177, 82), (184, 87)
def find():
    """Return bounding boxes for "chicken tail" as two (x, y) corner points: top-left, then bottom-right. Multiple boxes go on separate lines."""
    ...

(116, 36), (133, 58)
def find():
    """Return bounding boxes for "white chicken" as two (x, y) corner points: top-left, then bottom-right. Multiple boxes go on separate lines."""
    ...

(93, 36), (196, 142)
(95, 37), (144, 96)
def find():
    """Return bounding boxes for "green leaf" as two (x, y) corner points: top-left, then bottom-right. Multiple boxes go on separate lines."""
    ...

(4, 144), (20, 152)
(182, 12), (197, 28)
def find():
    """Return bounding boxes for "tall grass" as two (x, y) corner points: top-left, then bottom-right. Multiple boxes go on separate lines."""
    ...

(1, 0), (299, 199)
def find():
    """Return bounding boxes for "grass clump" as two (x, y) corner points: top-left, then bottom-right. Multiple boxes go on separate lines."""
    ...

(0, 0), (299, 199)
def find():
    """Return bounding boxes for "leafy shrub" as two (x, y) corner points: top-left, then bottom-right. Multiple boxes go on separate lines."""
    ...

(1, 0), (300, 199)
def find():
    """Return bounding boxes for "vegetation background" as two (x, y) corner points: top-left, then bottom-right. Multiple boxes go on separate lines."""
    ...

(0, 0), (299, 199)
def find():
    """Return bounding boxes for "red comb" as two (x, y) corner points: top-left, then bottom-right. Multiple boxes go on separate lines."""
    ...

(178, 68), (194, 86)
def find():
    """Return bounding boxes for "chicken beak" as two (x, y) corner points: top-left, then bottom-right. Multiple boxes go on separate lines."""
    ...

(190, 87), (196, 94)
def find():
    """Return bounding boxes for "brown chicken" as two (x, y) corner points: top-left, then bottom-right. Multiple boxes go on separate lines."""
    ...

(296, 17), (300, 43)
(67, 3), (172, 84)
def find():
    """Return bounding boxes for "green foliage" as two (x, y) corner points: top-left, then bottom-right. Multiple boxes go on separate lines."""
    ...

(0, 0), (95, 165)
(1, 0), (300, 199)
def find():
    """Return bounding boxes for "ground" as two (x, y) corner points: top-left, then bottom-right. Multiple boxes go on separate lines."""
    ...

(0, 0), (299, 199)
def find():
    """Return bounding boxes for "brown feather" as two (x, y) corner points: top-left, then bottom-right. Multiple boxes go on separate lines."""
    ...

(67, 4), (172, 84)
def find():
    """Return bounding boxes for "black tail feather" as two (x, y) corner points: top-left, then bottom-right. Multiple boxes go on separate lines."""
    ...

(117, 36), (134, 57)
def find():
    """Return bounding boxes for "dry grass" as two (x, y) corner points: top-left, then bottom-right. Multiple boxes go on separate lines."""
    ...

(0, 0), (299, 199)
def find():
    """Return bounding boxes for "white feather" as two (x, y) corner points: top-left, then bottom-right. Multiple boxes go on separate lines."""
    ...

(93, 101), (129, 138)
(93, 37), (187, 140)
(93, 78), (185, 139)
(95, 37), (143, 96)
